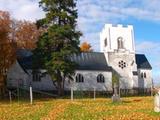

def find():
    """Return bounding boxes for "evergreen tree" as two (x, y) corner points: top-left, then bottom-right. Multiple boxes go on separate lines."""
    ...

(34, 0), (81, 95)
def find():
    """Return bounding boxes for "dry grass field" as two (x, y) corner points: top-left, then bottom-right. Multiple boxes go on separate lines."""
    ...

(0, 96), (160, 120)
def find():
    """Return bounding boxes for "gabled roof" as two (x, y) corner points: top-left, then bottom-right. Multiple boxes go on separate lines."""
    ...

(70, 52), (112, 71)
(16, 49), (33, 70)
(135, 54), (152, 70)
(17, 56), (32, 70)
(16, 49), (33, 58)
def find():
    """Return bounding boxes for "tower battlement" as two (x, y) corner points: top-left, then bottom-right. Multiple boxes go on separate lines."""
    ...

(105, 24), (133, 28)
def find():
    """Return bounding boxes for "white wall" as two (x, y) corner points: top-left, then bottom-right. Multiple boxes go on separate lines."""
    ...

(107, 52), (137, 89)
(7, 61), (152, 91)
(7, 61), (29, 88)
(65, 70), (112, 91)
(137, 69), (152, 88)
(133, 75), (138, 88)
(31, 73), (56, 91)
(7, 63), (112, 91)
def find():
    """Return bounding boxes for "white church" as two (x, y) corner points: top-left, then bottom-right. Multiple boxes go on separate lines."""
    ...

(7, 24), (152, 93)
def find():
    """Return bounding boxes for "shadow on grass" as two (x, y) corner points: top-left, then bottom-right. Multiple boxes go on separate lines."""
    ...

(108, 100), (132, 106)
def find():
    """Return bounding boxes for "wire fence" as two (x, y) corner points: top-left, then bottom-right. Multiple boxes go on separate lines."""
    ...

(3, 87), (152, 103)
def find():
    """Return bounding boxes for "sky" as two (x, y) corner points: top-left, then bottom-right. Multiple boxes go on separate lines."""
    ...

(0, 0), (160, 85)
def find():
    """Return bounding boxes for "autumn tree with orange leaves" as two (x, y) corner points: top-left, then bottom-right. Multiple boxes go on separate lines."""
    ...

(0, 11), (16, 95)
(0, 10), (41, 96)
(80, 42), (93, 52)
(15, 20), (41, 50)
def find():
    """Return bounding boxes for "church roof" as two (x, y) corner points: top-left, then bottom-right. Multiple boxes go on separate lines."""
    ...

(16, 49), (33, 58)
(135, 54), (152, 70)
(70, 52), (112, 71)
(16, 49), (151, 71)
(16, 50), (112, 71)
(16, 49), (33, 70)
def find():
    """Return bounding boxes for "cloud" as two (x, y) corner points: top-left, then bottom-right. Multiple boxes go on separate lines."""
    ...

(136, 40), (160, 60)
(136, 40), (160, 84)
(77, 0), (160, 51)
(136, 40), (160, 66)
(0, 0), (45, 21)
(78, 0), (160, 23)
(136, 41), (160, 55)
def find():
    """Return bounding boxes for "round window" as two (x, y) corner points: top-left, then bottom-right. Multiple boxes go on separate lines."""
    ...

(118, 60), (127, 69)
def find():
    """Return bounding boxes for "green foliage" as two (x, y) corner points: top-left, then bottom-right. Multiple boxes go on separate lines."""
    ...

(112, 72), (119, 85)
(34, 0), (81, 95)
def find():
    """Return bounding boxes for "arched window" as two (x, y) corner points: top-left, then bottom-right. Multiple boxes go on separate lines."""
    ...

(76, 74), (84, 83)
(144, 72), (146, 78)
(118, 39), (121, 49)
(97, 74), (105, 83)
(104, 38), (107, 46)
(33, 73), (41, 81)
(33, 70), (41, 81)
(117, 37), (124, 49)
(141, 73), (143, 78)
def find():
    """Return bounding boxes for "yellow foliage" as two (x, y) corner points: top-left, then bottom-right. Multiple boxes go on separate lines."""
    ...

(80, 42), (93, 52)
(0, 11), (16, 89)
(0, 96), (159, 120)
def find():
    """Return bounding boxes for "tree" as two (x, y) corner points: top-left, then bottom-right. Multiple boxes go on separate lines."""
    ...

(10, 19), (42, 50)
(80, 42), (93, 52)
(112, 70), (119, 88)
(0, 11), (16, 96)
(0, 10), (42, 96)
(15, 21), (41, 50)
(34, 0), (81, 96)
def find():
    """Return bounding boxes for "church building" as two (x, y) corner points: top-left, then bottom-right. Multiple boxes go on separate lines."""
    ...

(7, 24), (152, 93)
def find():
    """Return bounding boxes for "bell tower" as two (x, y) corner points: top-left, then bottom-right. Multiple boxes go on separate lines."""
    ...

(100, 24), (137, 89)
(100, 24), (135, 53)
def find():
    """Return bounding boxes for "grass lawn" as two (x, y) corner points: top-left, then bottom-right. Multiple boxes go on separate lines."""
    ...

(0, 96), (160, 120)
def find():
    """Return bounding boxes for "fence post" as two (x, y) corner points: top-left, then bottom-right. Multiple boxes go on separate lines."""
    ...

(71, 87), (73, 101)
(151, 85), (153, 97)
(30, 86), (33, 105)
(119, 87), (121, 98)
(94, 87), (96, 100)
(17, 85), (19, 103)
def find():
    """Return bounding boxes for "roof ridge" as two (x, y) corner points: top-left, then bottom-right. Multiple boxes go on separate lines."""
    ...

(81, 52), (104, 54)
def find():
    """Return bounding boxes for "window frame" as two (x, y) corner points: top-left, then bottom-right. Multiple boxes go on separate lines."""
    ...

(118, 60), (126, 69)
(144, 72), (146, 78)
(33, 73), (41, 82)
(117, 37), (124, 49)
(32, 70), (41, 82)
(140, 72), (147, 79)
(141, 73), (144, 78)
(76, 73), (84, 83)
(104, 38), (107, 47)
(97, 74), (105, 83)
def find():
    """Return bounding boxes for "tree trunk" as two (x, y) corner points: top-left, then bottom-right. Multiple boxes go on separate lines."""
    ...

(52, 80), (58, 90)
(57, 81), (63, 96)
(57, 79), (65, 96)
(56, 70), (64, 96)
(0, 75), (6, 98)
(0, 85), (6, 99)
(62, 76), (65, 95)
